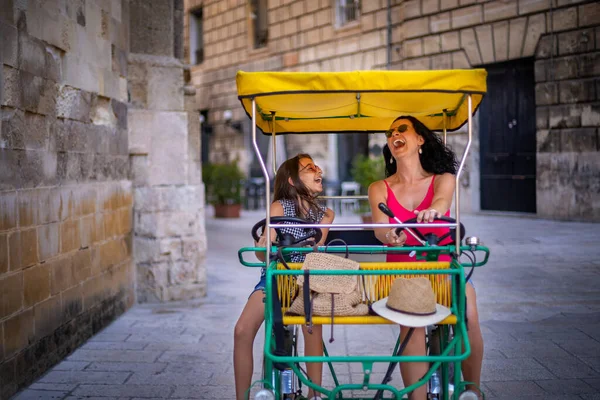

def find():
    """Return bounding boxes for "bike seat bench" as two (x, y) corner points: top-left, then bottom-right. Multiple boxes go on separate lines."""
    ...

(277, 261), (457, 326)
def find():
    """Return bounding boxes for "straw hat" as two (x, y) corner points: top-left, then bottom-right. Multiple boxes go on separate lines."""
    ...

(371, 277), (451, 327)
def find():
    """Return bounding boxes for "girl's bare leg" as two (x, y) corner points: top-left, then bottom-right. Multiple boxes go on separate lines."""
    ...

(462, 283), (484, 396)
(234, 291), (266, 400)
(301, 324), (323, 398)
(399, 326), (427, 400)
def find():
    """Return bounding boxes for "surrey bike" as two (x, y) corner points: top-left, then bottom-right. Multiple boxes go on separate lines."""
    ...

(236, 70), (491, 399)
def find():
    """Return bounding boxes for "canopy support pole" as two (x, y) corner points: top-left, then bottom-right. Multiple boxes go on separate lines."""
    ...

(271, 111), (277, 176)
(252, 98), (271, 261)
(443, 110), (447, 145)
(454, 95), (472, 255)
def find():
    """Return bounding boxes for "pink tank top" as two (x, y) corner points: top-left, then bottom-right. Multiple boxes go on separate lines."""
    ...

(384, 176), (451, 262)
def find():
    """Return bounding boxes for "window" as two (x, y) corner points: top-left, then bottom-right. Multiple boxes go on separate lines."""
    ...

(335, 0), (360, 27)
(189, 7), (204, 64)
(249, 0), (268, 49)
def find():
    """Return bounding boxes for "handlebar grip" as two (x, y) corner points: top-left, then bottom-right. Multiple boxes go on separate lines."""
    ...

(378, 202), (395, 218)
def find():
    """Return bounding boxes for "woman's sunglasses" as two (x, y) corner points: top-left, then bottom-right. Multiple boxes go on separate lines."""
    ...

(299, 163), (322, 173)
(384, 124), (408, 138)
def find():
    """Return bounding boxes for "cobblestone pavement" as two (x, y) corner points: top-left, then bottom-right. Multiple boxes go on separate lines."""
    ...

(13, 209), (600, 400)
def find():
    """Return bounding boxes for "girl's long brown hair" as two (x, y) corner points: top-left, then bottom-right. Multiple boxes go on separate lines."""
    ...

(273, 153), (322, 221)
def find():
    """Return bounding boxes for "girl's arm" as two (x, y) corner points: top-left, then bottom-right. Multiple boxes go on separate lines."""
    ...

(368, 180), (406, 246)
(414, 173), (456, 222)
(316, 207), (335, 246)
(254, 201), (284, 262)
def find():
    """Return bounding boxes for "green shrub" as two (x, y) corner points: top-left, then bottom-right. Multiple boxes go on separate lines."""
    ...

(203, 160), (245, 205)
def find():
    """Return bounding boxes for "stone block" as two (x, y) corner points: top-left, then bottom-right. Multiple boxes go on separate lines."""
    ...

(0, 271), (23, 318)
(0, 233), (7, 274)
(581, 104), (600, 127)
(430, 12), (450, 33)
(431, 53), (451, 69)
(103, 210), (119, 239)
(579, 2), (600, 27)
(536, 82), (558, 105)
(2, 66), (23, 108)
(460, 28), (482, 65)
(558, 29), (595, 56)
(0, 191), (18, 232)
(21, 71), (44, 113)
(23, 263), (51, 307)
(60, 219), (81, 253)
(130, 0), (173, 56)
(508, 17), (527, 59)
(549, 104), (582, 129)
(38, 223), (60, 262)
(559, 79), (596, 103)
(79, 215), (100, 248)
(535, 59), (546, 82)
(111, 45), (128, 78)
(519, 0), (550, 15)
(49, 256), (73, 295)
(561, 128), (597, 152)
(441, 31), (459, 51)
(553, 56), (579, 80)
(60, 283), (82, 322)
(10, 228), (39, 270)
(38, 79), (58, 117)
(452, 5), (482, 29)
(579, 53), (600, 77)
(33, 295), (61, 339)
(4, 309), (34, 358)
(537, 128), (560, 152)
(452, 50), (471, 68)
(475, 24), (494, 64)
(18, 33), (47, 77)
(552, 7), (578, 32)
(404, 18), (430, 39)
(72, 248), (91, 282)
(423, 35), (441, 54)
(146, 65), (184, 111)
(403, 38), (423, 58)
(523, 13), (547, 57)
(484, 0), (517, 22)
(536, 106), (549, 129)
(56, 85), (93, 123)
(0, 22), (18, 68)
(0, 0), (13, 23)
(493, 21), (509, 62)
(42, 11), (74, 52)
(137, 211), (200, 238)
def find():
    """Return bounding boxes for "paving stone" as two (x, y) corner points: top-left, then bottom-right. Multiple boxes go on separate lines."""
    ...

(80, 341), (147, 350)
(71, 384), (172, 398)
(126, 371), (212, 386)
(535, 378), (596, 394)
(66, 349), (162, 363)
(51, 361), (90, 371)
(28, 383), (78, 391)
(85, 362), (167, 373)
(481, 358), (555, 381)
(38, 371), (129, 384)
(534, 355), (600, 379)
(12, 389), (70, 400)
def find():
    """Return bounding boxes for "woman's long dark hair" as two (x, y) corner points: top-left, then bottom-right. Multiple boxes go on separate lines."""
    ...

(383, 115), (458, 177)
(273, 153), (322, 221)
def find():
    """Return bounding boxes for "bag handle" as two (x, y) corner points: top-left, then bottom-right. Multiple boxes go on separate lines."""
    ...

(322, 238), (349, 258)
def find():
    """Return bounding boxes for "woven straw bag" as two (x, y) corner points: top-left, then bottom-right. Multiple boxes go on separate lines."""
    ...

(288, 283), (369, 316)
(296, 252), (359, 294)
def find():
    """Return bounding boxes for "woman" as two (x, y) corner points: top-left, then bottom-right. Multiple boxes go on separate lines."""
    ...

(368, 116), (484, 399)
(234, 154), (334, 400)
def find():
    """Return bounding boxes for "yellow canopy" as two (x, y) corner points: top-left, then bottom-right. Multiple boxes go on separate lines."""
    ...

(236, 69), (487, 134)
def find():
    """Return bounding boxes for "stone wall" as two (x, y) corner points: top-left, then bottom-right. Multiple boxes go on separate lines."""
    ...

(129, 0), (207, 302)
(0, 0), (133, 398)
(396, 0), (600, 220)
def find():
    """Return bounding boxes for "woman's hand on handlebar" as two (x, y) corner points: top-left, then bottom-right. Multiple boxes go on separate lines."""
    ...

(385, 229), (407, 246)
(414, 208), (441, 223)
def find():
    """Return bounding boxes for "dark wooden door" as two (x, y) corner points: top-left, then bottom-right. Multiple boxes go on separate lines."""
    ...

(479, 59), (536, 213)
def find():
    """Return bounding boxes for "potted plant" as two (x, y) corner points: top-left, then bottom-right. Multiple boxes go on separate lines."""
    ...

(203, 160), (245, 218)
(350, 154), (385, 223)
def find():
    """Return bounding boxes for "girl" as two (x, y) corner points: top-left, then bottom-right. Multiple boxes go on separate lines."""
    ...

(234, 154), (335, 400)
(368, 116), (484, 399)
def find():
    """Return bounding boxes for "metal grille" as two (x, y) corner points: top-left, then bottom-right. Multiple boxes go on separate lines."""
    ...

(336, 0), (360, 27)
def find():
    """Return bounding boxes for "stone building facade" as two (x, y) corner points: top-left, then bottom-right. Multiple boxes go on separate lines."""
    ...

(0, 0), (206, 398)
(186, 0), (599, 221)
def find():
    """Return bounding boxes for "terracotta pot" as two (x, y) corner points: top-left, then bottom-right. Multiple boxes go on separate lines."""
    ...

(361, 214), (373, 224)
(214, 203), (241, 218)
